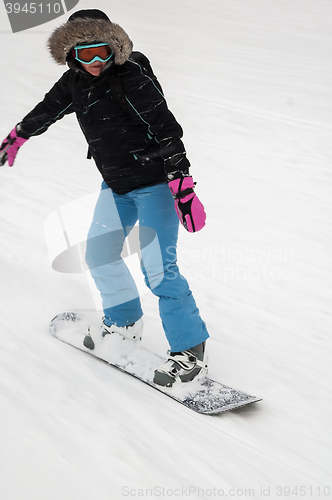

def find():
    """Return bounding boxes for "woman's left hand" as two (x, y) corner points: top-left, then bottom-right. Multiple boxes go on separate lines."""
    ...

(168, 174), (206, 232)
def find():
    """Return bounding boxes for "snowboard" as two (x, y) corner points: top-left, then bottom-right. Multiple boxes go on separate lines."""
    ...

(49, 312), (261, 415)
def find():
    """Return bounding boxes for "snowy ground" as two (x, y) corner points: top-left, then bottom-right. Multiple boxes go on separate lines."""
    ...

(0, 0), (331, 499)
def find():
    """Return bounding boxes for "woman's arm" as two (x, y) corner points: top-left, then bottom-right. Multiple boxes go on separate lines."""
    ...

(19, 70), (74, 137)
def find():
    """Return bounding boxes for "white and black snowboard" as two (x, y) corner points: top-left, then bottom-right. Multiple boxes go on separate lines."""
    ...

(49, 312), (261, 415)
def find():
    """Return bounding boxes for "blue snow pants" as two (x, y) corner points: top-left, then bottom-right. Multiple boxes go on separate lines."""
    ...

(85, 181), (209, 352)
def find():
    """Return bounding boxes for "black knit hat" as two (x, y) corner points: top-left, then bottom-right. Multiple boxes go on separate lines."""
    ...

(68, 9), (111, 22)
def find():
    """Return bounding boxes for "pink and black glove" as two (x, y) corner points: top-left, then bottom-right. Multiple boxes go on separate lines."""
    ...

(168, 174), (206, 232)
(0, 126), (28, 167)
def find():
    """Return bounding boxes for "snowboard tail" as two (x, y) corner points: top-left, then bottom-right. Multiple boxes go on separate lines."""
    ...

(49, 312), (261, 415)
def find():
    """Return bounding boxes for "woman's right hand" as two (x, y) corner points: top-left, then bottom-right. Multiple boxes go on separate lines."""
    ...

(0, 126), (28, 167)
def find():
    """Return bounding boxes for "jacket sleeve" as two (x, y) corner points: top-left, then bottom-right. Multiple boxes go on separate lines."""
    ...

(123, 55), (190, 175)
(19, 70), (74, 137)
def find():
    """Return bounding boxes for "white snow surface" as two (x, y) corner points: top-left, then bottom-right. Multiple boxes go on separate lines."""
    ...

(0, 0), (331, 499)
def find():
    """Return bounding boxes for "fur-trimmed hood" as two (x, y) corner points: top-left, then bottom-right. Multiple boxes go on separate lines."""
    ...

(48, 15), (133, 66)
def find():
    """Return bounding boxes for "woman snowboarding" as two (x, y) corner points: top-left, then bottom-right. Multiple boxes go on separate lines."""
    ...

(0, 9), (209, 387)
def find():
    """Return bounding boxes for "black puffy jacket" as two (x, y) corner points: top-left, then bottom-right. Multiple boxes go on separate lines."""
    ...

(20, 52), (190, 194)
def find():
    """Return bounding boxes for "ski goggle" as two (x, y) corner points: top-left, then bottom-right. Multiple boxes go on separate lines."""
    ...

(72, 43), (113, 64)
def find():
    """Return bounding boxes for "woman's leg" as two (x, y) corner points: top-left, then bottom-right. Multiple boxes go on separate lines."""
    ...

(85, 182), (143, 326)
(131, 183), (209, 352)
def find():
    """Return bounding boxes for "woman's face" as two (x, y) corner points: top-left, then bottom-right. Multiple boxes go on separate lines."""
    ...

(80, 60), (107, 76)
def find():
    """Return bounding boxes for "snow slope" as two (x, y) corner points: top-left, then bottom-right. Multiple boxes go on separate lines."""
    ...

(0, 0), (331, 499)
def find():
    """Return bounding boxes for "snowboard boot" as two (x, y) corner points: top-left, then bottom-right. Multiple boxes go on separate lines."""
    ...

(153, 341), (208, 387)
(83, 318), (143, 350)
(101, 318), (143, 341)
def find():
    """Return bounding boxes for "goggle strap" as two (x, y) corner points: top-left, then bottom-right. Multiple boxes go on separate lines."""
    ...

(75, 42), (108, 50)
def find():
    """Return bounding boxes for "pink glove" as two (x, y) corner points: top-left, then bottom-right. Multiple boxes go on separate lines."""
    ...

(0, 126), (28, 167)
(168, 175), (206, 232)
